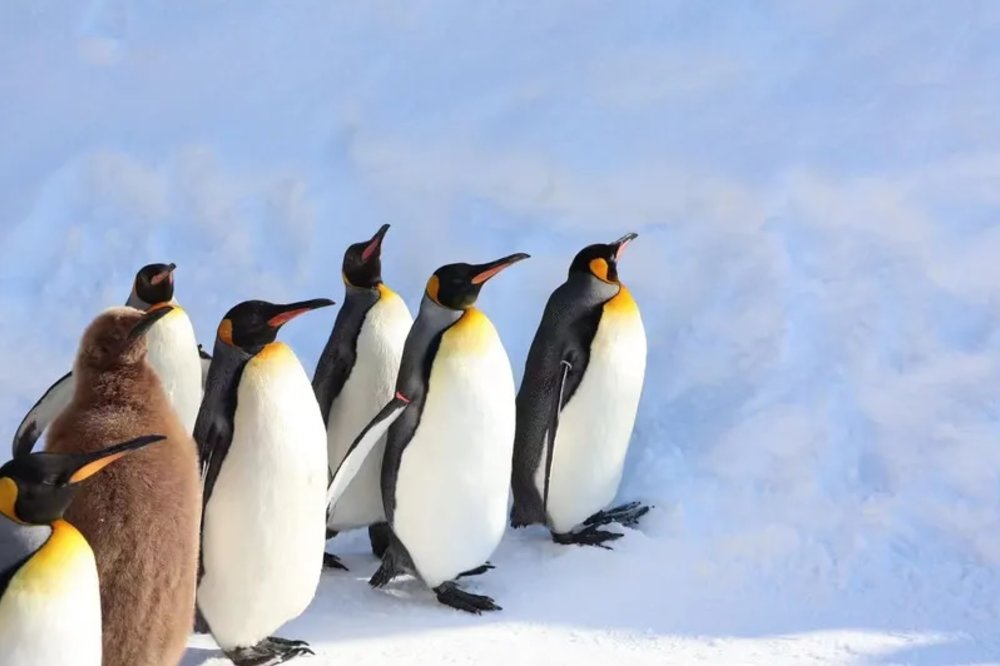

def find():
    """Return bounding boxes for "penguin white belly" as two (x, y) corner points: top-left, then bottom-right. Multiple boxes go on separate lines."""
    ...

(327, 293), (411, 531)
(145, 306), (203, 434)
(0, 522), (102, 666)
(198, 342), (327, 650)
(393, 309), (515, 589)
(539, 290), (646, 533)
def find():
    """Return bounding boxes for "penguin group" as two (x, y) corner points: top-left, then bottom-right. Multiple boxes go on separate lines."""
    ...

(0, 225), (649, 665)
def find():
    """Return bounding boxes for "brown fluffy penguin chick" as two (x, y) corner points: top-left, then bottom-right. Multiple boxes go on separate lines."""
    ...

(45, 306), (201, 666)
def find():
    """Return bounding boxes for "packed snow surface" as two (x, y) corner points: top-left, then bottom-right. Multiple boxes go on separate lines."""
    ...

(3, 2), (1000, 664)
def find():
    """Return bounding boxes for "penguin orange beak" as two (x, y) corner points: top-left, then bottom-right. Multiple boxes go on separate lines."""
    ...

(127, 306), (173, 342)
(150, 263), (177, 286)
(470, 253), (531, 285)
(610, 233), (638, 261)
(361, 224), (390, 263)
(267, 298), (335, 328)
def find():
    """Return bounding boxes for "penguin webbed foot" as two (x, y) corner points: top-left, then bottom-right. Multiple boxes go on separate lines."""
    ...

(323, 552), (349, 571)
(584, 501), (651, 529)
(553, 524), (623, 549)
(369, 557), (400, 588)
(457, 562), (495, 579)
(434, 581), (502, 614)
(225, 637), (314, 665)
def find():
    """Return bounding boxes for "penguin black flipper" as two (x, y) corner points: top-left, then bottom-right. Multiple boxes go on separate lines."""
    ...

(197, 344), (212, 388)
(194, 340), (251, 506)
(326, 394), (410, 512)
(12, 371), (75, 458)
(312, 290), (379, 424)
(511, 284), (602, 527)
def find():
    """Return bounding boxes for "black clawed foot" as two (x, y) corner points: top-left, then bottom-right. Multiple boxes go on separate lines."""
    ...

(457, 562), (495, 579)
(553, 524), (624, 549)
(225, 637), (314, 665)
(323, 553), (349, 571)
(434, 582), (502, 614)
(584, 501), (651, 528)
(369, 559), (398, 588)
(368, 523), (392, 559)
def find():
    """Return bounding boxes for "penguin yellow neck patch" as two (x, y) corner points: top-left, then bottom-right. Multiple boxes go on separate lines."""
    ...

(377, 283), (397, 300)
(442, 308), (494, 355)
(0, 477), (20, 523)
(255, 341), (293, 364)
(604, 285), (639, 316)
(9, 520), (92, 595)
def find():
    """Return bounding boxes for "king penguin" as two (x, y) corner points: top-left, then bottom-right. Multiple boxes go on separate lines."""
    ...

(510, 233), (649, 547)
(14, 262), (204, 456)
(327, 252), (528, 613)
(313, 224), (412, 569)
(45, 306), (203, 666)
(0, 434), (166, 666)
(197, 298), (333, 665)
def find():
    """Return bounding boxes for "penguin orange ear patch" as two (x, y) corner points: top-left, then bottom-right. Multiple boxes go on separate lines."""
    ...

(589, 258), (610, 282)
(0, 477), (21, 522)
(218, 319), (234, 345)
(426, 275), (441, 304)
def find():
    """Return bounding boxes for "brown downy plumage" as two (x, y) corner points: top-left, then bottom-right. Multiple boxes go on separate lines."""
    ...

(45, 306), (201, 666)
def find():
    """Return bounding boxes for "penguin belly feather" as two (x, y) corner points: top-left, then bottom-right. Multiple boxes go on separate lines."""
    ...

(538, 290), (646, 533)
(145, 307), (203, 434)
(327, 294), (411, 531)
(393, 309), (515, 589)
(198, 342), (327, 650)
(0, 521), (102, 666)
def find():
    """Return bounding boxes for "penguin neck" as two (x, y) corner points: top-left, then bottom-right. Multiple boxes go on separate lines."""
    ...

(343, 284), (381, 310)
(394, 296), (463, 401)
(568, 271), (621, 305)
(417, 294), (464, 331)
(126, 292), (178, 312)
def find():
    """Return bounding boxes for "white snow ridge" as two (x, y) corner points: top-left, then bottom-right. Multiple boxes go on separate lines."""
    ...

(4, 2), (1000, 665)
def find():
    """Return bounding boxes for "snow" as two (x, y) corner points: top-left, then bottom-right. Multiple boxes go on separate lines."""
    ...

(3, 1), (1000, 664)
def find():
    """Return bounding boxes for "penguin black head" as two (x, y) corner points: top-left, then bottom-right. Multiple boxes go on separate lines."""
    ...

(569, 232), (638, 284)
(425, 253), (530, 311)
(0, 435), (166, 525)
(217, 298), (336, 355)
(343, 224), (390, 290)
(132, 263), (177, 308)
(78, 306), (175, 371)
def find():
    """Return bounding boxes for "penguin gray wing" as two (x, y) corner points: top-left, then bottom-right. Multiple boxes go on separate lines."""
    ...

(326, 395), (410, 512)
(312, 291), (377, 424)
(12, 371), (75, 458)
(511, 285), (602, 526)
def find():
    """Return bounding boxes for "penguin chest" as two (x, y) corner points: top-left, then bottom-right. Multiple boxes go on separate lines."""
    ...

(327, 295), (411, 530)
(540, 290), (647, 533)
(199, 343), (327, 649)
(393, 310), (515, 588)
(145, 307), (203, 434)
(0, 521), (102, 666)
